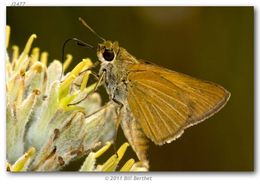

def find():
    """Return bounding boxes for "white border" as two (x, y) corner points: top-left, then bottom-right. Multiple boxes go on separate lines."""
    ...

(1, 0), (257, 6)
(0, 1), (258, 186)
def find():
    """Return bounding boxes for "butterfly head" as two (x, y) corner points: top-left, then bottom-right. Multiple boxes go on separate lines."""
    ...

(97, 41), (119, 63)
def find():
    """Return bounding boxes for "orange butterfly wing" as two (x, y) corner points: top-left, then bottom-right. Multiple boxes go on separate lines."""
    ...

(127, 63), (230, 145)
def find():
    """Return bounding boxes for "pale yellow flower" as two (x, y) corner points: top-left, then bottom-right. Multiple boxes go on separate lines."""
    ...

(5, 26), (148, 172)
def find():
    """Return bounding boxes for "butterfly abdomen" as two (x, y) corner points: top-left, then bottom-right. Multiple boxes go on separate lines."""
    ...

(120, 107), (149, 161)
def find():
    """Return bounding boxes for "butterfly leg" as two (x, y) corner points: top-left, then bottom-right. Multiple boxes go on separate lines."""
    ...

(77, 61), (100, 77)
(68, 71), (105, 106)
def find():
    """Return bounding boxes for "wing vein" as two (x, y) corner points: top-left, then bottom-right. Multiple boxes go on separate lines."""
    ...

(158, 75), (215, 108)
(129, 88), (158, 140)
(135, 81), (188, 121)
(136, 79), (188, 108)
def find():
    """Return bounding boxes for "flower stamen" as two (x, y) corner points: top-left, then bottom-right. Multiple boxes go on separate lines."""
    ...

(40, 51), (48, 65)
(6, 25), (10, 49)
(63, 54), (73, 72)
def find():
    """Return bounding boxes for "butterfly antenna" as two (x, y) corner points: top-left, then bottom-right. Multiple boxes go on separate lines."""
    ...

(60, 38), (94, 80)
(79, 17), (106, 42)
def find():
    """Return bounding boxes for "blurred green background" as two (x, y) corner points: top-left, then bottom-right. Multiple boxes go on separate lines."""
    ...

(6, 7), (254, 171)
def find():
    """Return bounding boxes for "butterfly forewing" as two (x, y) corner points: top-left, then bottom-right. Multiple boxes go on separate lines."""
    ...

(127, 63), (230, 145)
(128, 73), (189, 144)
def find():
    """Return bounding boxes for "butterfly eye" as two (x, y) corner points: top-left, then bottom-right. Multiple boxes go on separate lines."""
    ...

(103, 49), (115, 61)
